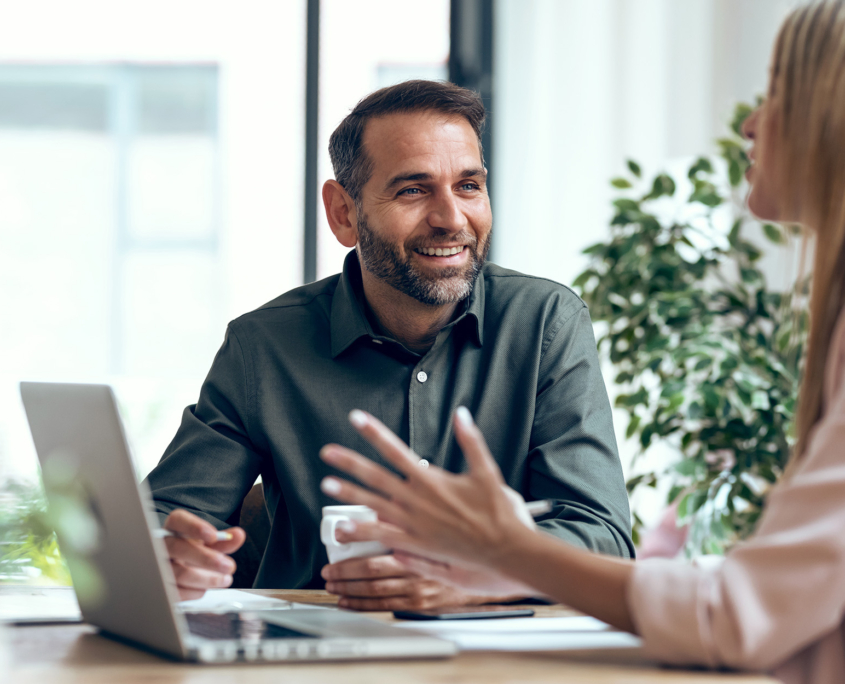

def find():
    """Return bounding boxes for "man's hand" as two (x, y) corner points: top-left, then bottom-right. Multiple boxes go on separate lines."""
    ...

(162, 509), (246, 601)
(321, 554), (523, 611)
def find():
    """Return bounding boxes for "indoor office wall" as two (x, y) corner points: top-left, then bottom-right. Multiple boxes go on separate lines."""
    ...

(492, 0), (795, 288)
(0, 0), (306, 483)
(492, 0), (798, 521)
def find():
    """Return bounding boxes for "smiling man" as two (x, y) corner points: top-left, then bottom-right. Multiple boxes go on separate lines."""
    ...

(145, 80), (634, 611)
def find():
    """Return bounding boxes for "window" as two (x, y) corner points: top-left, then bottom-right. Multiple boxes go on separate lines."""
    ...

(316, 0), (450, 279)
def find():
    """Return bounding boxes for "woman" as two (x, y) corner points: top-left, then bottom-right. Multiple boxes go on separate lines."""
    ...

(318, 1), (845, 681)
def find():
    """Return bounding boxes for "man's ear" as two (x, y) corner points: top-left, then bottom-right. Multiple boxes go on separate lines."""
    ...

(322, 180), (358, 248)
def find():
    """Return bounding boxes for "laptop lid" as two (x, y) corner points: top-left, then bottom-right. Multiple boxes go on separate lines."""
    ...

(19, 381), (457, 663)
(20, 381), (189, 659)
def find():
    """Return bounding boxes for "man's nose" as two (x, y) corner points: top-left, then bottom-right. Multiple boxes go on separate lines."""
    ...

(427, 190), (469, 233)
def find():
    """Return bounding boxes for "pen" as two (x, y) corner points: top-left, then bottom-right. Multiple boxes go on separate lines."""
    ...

(153, 529), (233, 542)
(525, 500), (552, 518)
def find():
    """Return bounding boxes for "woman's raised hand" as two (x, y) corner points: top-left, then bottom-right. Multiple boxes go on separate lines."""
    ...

(319, 407), (532, 570)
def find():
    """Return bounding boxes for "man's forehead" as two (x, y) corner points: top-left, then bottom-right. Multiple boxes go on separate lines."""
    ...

(361, 111), (482, 174)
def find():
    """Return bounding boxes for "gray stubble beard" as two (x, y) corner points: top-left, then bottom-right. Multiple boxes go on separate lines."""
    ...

(356, 212), (491, 306)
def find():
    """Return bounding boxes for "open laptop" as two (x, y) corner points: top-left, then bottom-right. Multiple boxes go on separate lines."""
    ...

(19, 381), (457, 664)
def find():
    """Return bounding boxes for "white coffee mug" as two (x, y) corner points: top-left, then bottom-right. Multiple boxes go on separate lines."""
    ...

(320, 505), (389, 564)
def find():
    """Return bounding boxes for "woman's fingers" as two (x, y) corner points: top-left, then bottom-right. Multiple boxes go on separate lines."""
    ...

(333, 521), (452, 563)
(453, 407), (505, 485)
(320, 443), (443, 524)
(319, 474), (411, 530)
(344, 411), (458, 510)
(333, 520), (406, 546)
(348, 410), (426, 476)
(320, 443), (408, 500)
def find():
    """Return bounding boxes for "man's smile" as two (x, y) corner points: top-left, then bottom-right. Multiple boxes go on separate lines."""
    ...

(411, 245), (469, 266)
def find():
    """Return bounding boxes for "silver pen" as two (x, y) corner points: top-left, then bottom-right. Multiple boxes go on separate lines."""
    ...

(525, 500), (553, 518)
(153, 529), (233, 542)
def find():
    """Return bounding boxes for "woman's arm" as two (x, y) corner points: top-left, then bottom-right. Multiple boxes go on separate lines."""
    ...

(319, 407), (637, 632)
(494, 530), (636, 633)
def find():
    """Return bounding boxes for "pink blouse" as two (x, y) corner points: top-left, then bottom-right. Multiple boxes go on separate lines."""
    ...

(628, 310), (845, 684)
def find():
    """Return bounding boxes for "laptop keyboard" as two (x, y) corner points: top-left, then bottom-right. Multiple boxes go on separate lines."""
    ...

(185, 612), (318, 641)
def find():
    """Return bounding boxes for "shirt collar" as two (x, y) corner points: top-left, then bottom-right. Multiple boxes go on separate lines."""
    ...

(461, 267), (485, 347)
(330, 251), (485, 358)
(330, 252), (375, 358)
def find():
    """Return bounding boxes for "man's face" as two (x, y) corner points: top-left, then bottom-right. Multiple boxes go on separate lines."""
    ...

(354, 111), (492, 306)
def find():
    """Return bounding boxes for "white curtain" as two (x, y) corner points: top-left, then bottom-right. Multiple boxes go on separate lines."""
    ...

(492, 0), (796, 287)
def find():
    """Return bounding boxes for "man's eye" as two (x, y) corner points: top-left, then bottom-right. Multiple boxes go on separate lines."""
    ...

(398, 187), (422, 196)
(460, 183), (480, 191)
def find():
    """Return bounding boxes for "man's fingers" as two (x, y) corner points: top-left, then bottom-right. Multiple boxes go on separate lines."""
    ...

(325, 577), (414, 598)
(170, 560), (233, 590)
(336, 596), (422, 612)
(321, 553), (410, 582)
(336, 583), (457, 612)
(393, 551), (454, 583)
(207, 526), (247, 554)
(453, 407), (505, 484)
(177, 587), (207, 601)
(164, 509), (220, 545)
(164, 536), (236, 575)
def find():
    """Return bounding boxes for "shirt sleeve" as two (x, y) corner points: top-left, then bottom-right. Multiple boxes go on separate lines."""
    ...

(144, 324), (263, 529)
(628, 369), (845, 671)
(530, 305), (635, 558)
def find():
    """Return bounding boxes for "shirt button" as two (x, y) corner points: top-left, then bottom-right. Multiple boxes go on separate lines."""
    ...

(416, 371), (428, 383)
(418, 459), (429, 469)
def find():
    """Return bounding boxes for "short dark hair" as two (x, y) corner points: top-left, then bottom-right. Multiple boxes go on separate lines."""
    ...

(328, 80), (486, 202)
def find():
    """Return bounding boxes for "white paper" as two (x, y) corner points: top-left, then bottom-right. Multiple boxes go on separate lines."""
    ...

(0, 587), (82, 623)
(437, 630), (643, 651)
(394, 615), (643, 652)
(177, 589), (325, 613)
(396, 615), (611, 633)
(0, 587), (324, 623)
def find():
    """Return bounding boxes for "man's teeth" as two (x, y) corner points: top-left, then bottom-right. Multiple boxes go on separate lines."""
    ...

(416, 246), (465, 256)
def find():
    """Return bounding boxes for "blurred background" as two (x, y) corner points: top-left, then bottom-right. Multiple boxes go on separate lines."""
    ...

(0, 0), (801, 580)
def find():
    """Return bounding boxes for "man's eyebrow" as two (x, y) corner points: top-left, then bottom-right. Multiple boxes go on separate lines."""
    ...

(385, 172), (432, 190)
(384, 168), (488, 190)
(460, 168), (487, 181)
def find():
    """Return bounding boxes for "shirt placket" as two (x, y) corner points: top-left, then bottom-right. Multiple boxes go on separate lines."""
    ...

(407, 328), (453, 468)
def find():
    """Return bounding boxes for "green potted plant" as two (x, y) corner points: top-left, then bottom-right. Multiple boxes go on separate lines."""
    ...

(574, 103), (808, 556)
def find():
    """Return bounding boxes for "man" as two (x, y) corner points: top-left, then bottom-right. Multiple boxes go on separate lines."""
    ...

(146, 80), (634, 611)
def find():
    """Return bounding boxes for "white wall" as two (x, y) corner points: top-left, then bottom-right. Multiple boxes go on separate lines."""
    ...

(493, 0), (798, 287)
(493, 0), (800, 523)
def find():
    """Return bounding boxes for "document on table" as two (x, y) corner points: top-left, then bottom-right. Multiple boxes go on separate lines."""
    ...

(177, 589), (327, 613)
(394, 615), (643, 652)
(1, 588), (324, 624)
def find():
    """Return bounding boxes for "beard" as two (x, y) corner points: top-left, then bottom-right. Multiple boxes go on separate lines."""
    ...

(356, 213), (491, 306)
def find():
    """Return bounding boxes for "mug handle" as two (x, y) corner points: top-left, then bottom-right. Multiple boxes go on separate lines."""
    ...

(320, 515), (343, 547)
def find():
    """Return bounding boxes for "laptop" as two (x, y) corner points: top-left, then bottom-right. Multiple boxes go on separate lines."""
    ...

(19, 381), (457, 664)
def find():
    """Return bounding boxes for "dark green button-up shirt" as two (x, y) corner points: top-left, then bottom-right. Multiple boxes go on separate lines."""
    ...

(146, 252), (633, 589)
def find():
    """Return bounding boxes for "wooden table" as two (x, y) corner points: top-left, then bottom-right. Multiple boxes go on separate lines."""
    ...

(3, 587), (776, 683)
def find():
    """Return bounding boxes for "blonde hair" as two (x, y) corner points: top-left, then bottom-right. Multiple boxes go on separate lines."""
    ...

(772, 1), (845, 458)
